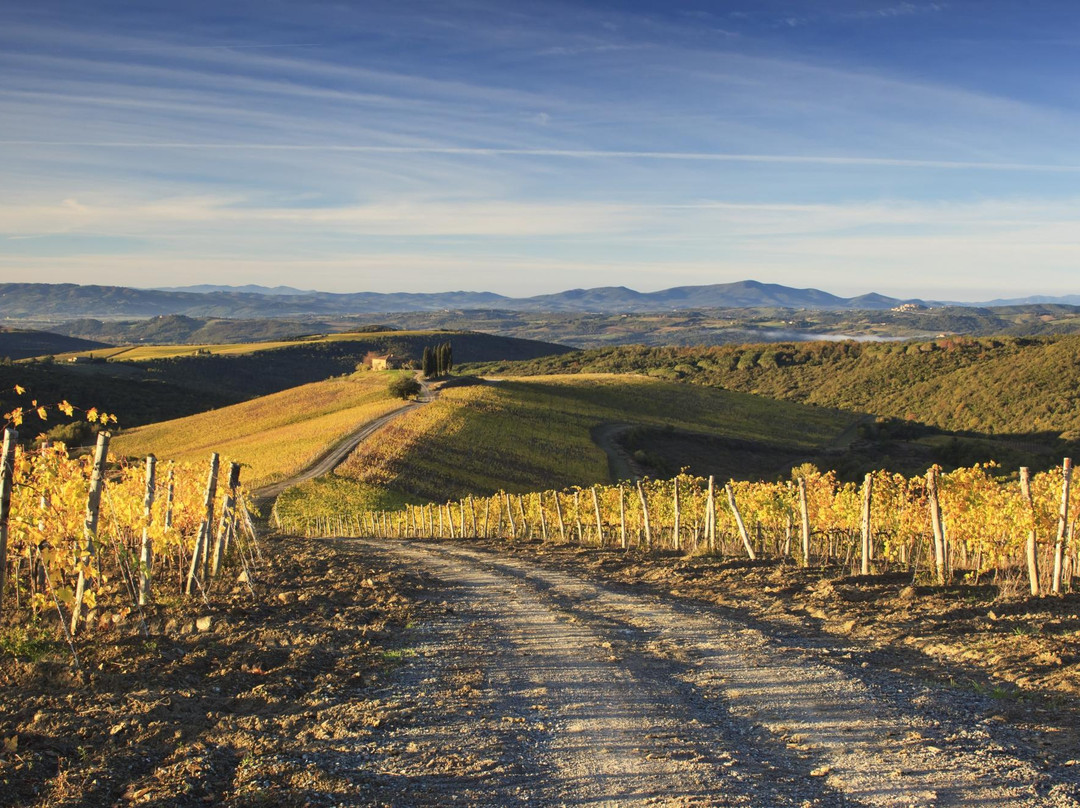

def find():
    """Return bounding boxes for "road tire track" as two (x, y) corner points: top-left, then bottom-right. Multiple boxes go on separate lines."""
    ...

(355, 538), (1079, 807)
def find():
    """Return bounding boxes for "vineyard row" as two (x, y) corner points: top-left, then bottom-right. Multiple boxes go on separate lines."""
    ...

(279, 462), (1080, 595)
(0, 428), (261, 660)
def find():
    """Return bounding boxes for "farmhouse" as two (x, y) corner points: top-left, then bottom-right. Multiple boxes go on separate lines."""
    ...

(370, 353), (405, 371)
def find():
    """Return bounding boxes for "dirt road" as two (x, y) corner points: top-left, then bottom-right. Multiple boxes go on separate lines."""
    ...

(253, 376), (433, 504)
(352, 538), (1079, 807)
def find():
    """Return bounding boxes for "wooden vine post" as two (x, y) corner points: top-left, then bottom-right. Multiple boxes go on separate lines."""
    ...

(138, 455), (157, 606)
(186, 452), (219, 597)
(537, 492), (548, 541)
(554, 492), (566, 543)
(927, 467), (946, 586)
(516, 495), (528, 539)
(619, 485), (627, 550)
(0, 429), (17, 617)
(798, 476), (811, 568)
(164, 464), (175, 530)
(860, 472), (874, 575)
(705, 476), (716, 554)
(637, 480), (652, 549)
(1052, 458), (1073, 595)
(574, 490), (583, 543)
(672, 477), (681, 552)
(504, 493), (516, 539)
(72, 431), (111, 633)
(591, 486), (604, 547)
(211, 462), (241, 579)
(725, 483), (756, 561)
(1020, 467), (1039, 596)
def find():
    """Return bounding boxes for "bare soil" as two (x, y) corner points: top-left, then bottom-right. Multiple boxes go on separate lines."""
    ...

(3, 533), (1079, 806)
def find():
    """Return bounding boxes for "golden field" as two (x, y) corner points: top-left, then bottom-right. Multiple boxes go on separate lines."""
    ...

(113, 372), (408, 487)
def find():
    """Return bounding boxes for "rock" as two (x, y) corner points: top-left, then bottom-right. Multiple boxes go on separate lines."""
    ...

(195, 616), (213, 632)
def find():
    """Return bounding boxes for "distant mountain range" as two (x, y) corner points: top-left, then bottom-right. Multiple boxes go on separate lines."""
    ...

(0, 280), (1075, 321)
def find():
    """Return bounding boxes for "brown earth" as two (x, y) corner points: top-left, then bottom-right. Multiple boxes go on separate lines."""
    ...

(0, 536), (434, 807)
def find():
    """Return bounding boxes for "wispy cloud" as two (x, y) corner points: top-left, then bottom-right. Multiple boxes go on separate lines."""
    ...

(5, 141), (1080, 174)
(2, 2), (1079, 297)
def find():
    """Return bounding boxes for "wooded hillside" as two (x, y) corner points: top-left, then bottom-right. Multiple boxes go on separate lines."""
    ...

(470, 335), (1080, 440)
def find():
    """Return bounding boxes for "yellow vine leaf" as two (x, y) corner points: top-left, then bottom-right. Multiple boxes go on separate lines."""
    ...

(2, 736), (17, 755)
(55, 586), (75, 606)
(36, 407), (48, 421)
(86, 408), (98, 423)
(13, 385), (25, 396)
(59, 400), (74, 417)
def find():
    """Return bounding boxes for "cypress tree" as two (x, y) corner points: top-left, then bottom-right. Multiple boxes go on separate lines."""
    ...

(422, 346), (434, 378)
(445, 341), (453, 373)
(438, 343), (449, 376)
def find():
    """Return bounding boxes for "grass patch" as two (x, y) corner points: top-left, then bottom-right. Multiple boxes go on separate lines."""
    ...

(274, 476), (424, 527)
(0, 624), (60, 662)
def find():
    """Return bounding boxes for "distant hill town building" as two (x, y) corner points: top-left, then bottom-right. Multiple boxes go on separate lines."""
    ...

(891, 303), (927, 313)
(370, 353), (404, 370)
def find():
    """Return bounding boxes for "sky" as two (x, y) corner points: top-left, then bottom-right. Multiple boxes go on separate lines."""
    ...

(2, 0), (1080, 300)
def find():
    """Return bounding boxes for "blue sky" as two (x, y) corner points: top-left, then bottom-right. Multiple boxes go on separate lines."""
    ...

(2, 0), (1079, 299)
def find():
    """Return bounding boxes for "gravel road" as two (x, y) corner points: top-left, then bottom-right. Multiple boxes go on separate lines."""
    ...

(353, 538), (1080, 808)
(253, 376), (433, 504)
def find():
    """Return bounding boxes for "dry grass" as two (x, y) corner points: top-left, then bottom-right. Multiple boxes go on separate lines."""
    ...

(334, 373), (856, 501)
(113, 373), (407, 486)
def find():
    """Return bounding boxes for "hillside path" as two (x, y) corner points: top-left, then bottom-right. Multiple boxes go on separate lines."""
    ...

(253, 375), (433, 503)
(347, 537), (1078, 807)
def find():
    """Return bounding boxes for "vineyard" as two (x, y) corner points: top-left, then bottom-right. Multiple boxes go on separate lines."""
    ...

(0, 428), (258, 663)
(330, 374), (856, 502)
(113, 373), (406, 488)
(282, 462), (1079, 594)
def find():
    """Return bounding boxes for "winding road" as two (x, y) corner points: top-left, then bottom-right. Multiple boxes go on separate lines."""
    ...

(252, 374), (434, 505)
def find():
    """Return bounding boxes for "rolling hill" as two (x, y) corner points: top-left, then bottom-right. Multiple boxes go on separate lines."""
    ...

(0, 328), (110, 360)
(330, 374), (858, 502)
(112, 372), (407, 488)
(468, 335), (1080, 472)
(0, 280), (933, 321)
(3, 330), (571, 435)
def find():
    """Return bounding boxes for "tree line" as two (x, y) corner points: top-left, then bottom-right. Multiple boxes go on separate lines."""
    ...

(422, 342), (453, 378)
